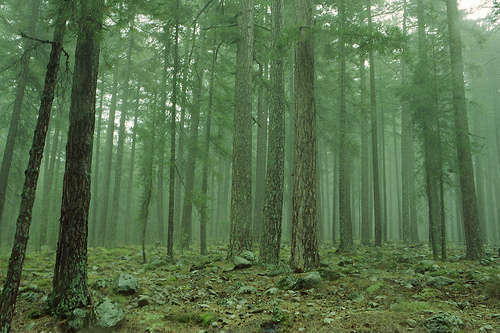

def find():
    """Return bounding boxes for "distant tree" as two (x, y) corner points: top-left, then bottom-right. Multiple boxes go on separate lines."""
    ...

(50, 0), (103, 315)
(290, 0), (320, 272)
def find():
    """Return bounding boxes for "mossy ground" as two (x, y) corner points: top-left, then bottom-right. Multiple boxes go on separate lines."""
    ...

(1, 243), (498, 332)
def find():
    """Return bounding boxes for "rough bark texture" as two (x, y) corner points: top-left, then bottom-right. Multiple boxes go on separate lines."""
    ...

(446, 0), (483, 259)
(290, 0), (320, 272)
(228, 0), (254, 257)
(367, 0), (382, 247)
(0, 5), (66, 330)
(50, 0), (102, 315)
(0, 0), (41, 232)
(337, 0), (353, 253)
(260, 0), (285, 265)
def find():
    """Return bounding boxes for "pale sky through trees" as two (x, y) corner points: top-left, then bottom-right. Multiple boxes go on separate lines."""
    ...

(459, 0), (490, 19)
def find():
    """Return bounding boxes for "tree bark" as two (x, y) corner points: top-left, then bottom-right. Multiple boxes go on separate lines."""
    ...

(260, 0), (285, 264)
(50, 0), (102, 315)
(228, 0), (254, 257)
(446, 0), (483, 259)
(360, 58), (371, 245)
(290, 0), (320, 272)
(367, 0), (382, 247)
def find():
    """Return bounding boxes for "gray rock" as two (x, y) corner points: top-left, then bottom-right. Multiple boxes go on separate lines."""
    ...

(233, 256), (252, 269)
(115, 273), (139, 295)
(94, 298), (124, 328)
(277, 272), (322, 290)
(424, 312), (463, 333)
(426, 276), (455, 288)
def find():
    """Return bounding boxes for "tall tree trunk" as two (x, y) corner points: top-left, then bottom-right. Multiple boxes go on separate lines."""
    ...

(332, 152), (338, 244)
(338, 0), (353, 253)
(157, 26), (171, 246)
(417, 0), (442, 260)
(360, 58), (371, 246)
(228, 0), (254, 257)
(367, 0), (382, 247)
(200, 38), (221, 255)
(109, 25), (134, 246)
(253, 64), (268, 244)
(0, 0), (41, 231)
(0, 5), (67, 329)
(290, 0), (319, 272)
(50, 0), (102, 314)
(167, 1), (181, 258)
(260, 0), (285, 264)
(446, 0), (483, 259)
(380, 105), (389, 241)
(98, 72), (119, 246)
(89, 79), (105, 247)
(125, 87), (140, 245)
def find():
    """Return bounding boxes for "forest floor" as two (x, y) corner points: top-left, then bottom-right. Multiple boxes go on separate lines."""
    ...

(1, 243), (499, 332)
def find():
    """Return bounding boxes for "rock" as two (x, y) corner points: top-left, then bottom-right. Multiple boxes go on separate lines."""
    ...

(237, 286), (256, 294)
(233, 256), (252, 269)
(338, 259), (353, 266)
(426, 276), (455, 288)
(137, 295), (150, 307)
(424, 312), (463, 333)
(239, 250), (256, 262)
(323, 318), (334, 324)
(277, 272), (321, 290)
(94, 298), (124, 328)
(265, 287), (280, 295)
(115, 273), (139, 295)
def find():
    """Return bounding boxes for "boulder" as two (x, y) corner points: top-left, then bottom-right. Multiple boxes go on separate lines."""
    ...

(233, 256), (252, 269)
(94, 298), (124, 328)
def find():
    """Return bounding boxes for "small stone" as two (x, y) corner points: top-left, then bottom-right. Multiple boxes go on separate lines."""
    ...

(324, 318), (334, 324)
(115, 273), (139, 295)
(239, 250), (256, 262)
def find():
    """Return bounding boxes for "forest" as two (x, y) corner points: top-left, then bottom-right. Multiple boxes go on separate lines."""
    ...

(0, 0), (499, 331)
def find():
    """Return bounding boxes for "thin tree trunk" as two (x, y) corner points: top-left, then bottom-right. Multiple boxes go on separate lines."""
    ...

(125, 87), (140, 245)
(109, 25), (134, 246)
(98, 72), (119, 246)
(167, 2), (181, 258)
(89, 79), (105, 247)
(0, 5), (67, 329)
(367, 0), (382, 247)
(360, 58), (370, 246)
